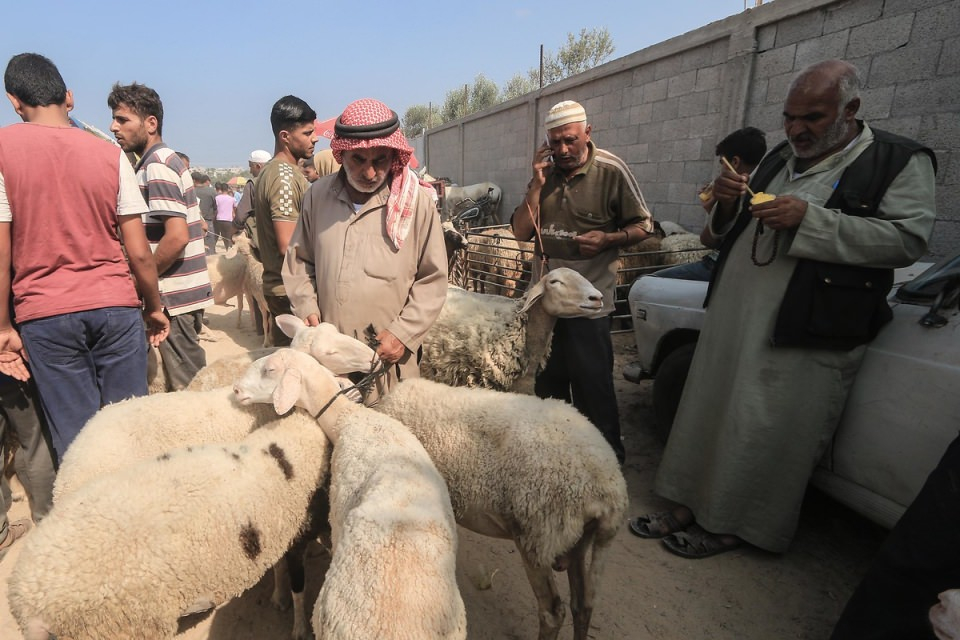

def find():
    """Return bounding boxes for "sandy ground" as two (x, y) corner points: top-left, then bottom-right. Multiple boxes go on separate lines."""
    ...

(0, 252), (890, 639)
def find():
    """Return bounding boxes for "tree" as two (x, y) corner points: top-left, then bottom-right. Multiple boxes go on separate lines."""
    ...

(542, 27), (616, 85)
(500, 70), (540, 102)
(401, 104), (442, 138)
(440, 74), (499, 121)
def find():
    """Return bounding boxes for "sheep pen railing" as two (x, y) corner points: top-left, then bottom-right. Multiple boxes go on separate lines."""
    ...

(448, 225), (710, 333)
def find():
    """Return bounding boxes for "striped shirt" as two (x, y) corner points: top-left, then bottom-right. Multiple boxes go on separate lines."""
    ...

(136, 144), (213, 316)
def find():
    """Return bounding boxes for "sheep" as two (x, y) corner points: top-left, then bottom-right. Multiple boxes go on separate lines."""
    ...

(212, 239), (249, 326)
(660, 231), (711, 266)
(467, 228), (532, 298)
(52, 387), (278, 502)
(616, 235), (664, 286)
(8, 410), (330, 640)
(185, 347), (278, 391)
(228, 233), (273, 345)
(420, 266), (603, 395)
(234, 348), (467, 640)
(374, 377), (628, 640)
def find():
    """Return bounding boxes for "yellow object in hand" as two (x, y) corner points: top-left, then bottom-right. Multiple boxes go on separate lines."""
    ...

(750, 192), (776, 205)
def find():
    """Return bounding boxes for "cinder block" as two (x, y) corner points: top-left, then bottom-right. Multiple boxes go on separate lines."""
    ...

(915, 1), (960, 41)
(795, 31), (850, 70)
(777, 11), (825, 47)
(629, 104), (654, 126)
(847, 14), (914, 58)
(636, 162), (659, 183)
(678, 204), (709, 230)
(652, 98), (681, 123)
(940, 37), (960, 75)
(624, 85), (645, 107)
(632, 64), (656, 86)
(614, 125), (639, 146)
(649, 140), (675, 162)
(674, 139), (703, 162)
(688, 113), (722, 139)
(766, 71), (796, 105)
(643, 79), (669, 103)
(651, 202), (680, 222)
(747, 78), (769, 106)
(668, 181), (699, 203)
(870, 42), (942, 85)
(756, 24), (777, 52)
(657, 161), (685, 183)
(936, 151), (958, 187)
(681, 44), (716, 72)
(858, 86), (897, 120)
(823, 0), (883, 34)
(636, 121), (664, 143)
(884, 0), (950, 17)
(872, 115), (923, 139)
(683, 159), (716, 184)
(668, 70), (698, 98)
(655, 56), (683, 81)
(754, 45), (798, 79)
(603, 90), (624, 112)
(610, 107), (632, 130)
(934, 185), (960, 219)
(695, 65), (723, 92)
(892, 76), (960, 115)
(679, 92), (710, 118)
(631, 142), (651, 163)
(919, 114), (960, 150)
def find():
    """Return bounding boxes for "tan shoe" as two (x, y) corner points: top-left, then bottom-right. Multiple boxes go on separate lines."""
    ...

(0, 518), (32, 561)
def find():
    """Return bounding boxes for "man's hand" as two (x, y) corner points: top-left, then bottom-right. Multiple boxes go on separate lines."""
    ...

(712, 165), (749, 207)
(530, 143), (553, 190)
(750, 195), (808, 230)
(374, 329), (407, 365)
(0, 328), (30, 381)
(575, 230), (612, 258)
(143, 310), (170, 347)
(305, 314), (321, 327)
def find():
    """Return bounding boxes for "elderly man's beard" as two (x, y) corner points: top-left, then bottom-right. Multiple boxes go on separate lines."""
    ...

(346, 169), (389, 194)
(790, 114), (852, 160)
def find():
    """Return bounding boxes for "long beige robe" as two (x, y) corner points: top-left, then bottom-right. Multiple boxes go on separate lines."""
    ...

(654, 125), (937, 552)
(282, 171), (448, 400)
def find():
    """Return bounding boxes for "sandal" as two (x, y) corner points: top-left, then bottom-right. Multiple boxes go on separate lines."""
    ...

(661, 525), (742, 559)
(628, 510), (691, 539)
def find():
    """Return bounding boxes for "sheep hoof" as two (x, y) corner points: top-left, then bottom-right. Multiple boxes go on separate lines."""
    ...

(270, 590), (292, 612)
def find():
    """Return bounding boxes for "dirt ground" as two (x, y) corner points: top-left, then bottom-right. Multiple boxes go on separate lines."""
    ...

(0, 253), (890, 639)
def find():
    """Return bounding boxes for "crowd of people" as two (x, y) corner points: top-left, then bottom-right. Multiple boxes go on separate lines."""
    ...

(0, 49), (950, 638)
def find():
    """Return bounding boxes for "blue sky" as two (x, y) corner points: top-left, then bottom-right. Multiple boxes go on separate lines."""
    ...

(1, 0), (747, 167)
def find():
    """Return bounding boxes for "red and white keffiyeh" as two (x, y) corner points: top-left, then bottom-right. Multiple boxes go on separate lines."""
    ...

(330, 98), (424, 250)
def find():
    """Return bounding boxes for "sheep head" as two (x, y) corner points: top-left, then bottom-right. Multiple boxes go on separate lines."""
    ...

(520, 267), (603, 318)
(275, 314), (379, 375)
(234, 348), (339, 416)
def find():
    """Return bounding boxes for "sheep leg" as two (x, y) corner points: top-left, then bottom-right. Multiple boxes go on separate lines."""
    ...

(567, 526), (601, 640)
(520, 549), (565, 640)
(284, 538), (310, 640)
(236, 290), (246, 329)
(271, 557), (293, 611)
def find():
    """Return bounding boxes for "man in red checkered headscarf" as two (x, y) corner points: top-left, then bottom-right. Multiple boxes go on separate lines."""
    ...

(282, 98), (448, 402)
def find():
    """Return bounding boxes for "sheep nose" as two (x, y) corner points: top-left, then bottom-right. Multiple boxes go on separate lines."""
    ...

(589, 293), (602, 303)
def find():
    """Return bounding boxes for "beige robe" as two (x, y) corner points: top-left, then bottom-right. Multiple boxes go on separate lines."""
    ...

(282, 171), (448, 401)
(654, 125), (937, 552)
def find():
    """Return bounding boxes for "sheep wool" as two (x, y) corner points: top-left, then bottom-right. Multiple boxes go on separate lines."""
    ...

(53, 387), (279, 501)
(8, 411), (329, 640)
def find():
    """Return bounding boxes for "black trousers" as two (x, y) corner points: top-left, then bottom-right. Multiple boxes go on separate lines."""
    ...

(535, 315), (624, 462)
(831, 431), (960, 640)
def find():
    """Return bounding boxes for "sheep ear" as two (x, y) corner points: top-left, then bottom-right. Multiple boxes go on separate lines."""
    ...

(273, 368), (302, 414)
(520, 278), (546, 313)
(275, 314), (306, 339)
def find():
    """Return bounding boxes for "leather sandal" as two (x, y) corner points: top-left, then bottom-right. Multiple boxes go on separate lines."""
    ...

(628, 510), (690, 539)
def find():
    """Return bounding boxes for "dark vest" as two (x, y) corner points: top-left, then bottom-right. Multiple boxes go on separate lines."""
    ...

(706, 125), (936, 351)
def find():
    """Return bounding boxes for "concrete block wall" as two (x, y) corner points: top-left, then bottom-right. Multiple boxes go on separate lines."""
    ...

(423, 0), (959, 258)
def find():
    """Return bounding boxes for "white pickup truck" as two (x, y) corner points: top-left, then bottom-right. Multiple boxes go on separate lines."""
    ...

(624, 251), (960, 529)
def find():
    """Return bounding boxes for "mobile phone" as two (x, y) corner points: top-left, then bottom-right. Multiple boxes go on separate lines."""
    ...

(543, 135), (553, 163)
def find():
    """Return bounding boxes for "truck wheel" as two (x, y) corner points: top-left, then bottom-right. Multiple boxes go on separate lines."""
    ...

(652, 343), (696, 442)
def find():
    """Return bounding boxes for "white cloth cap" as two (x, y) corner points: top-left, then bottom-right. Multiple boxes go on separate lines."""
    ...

(544, 100), (587, 130)
(248, 149), (271, 163)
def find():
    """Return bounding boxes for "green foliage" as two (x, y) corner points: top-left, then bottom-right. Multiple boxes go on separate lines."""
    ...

(408, 28), (615, 129)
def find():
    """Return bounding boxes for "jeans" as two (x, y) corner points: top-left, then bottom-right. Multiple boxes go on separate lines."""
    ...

(535, 314), (624, 462)
(20, 306), (147, 461)
(653, 253), (716, 281)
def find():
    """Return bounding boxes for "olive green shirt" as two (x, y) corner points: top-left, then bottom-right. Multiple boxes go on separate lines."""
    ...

(253, 157), (308, 296)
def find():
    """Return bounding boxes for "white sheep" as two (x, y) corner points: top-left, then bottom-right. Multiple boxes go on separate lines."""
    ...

(52, 387), (277, 502)
(185, 347), (278, 391)
(660, 230), (711, 265)
(375, 377), (627, 640)
(420, 266), (603, 394)
(234, 349), (467, 640)
(227, 233), (273, 345)
(212, 242), (249, 325)
(8, 410), (330, 640)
